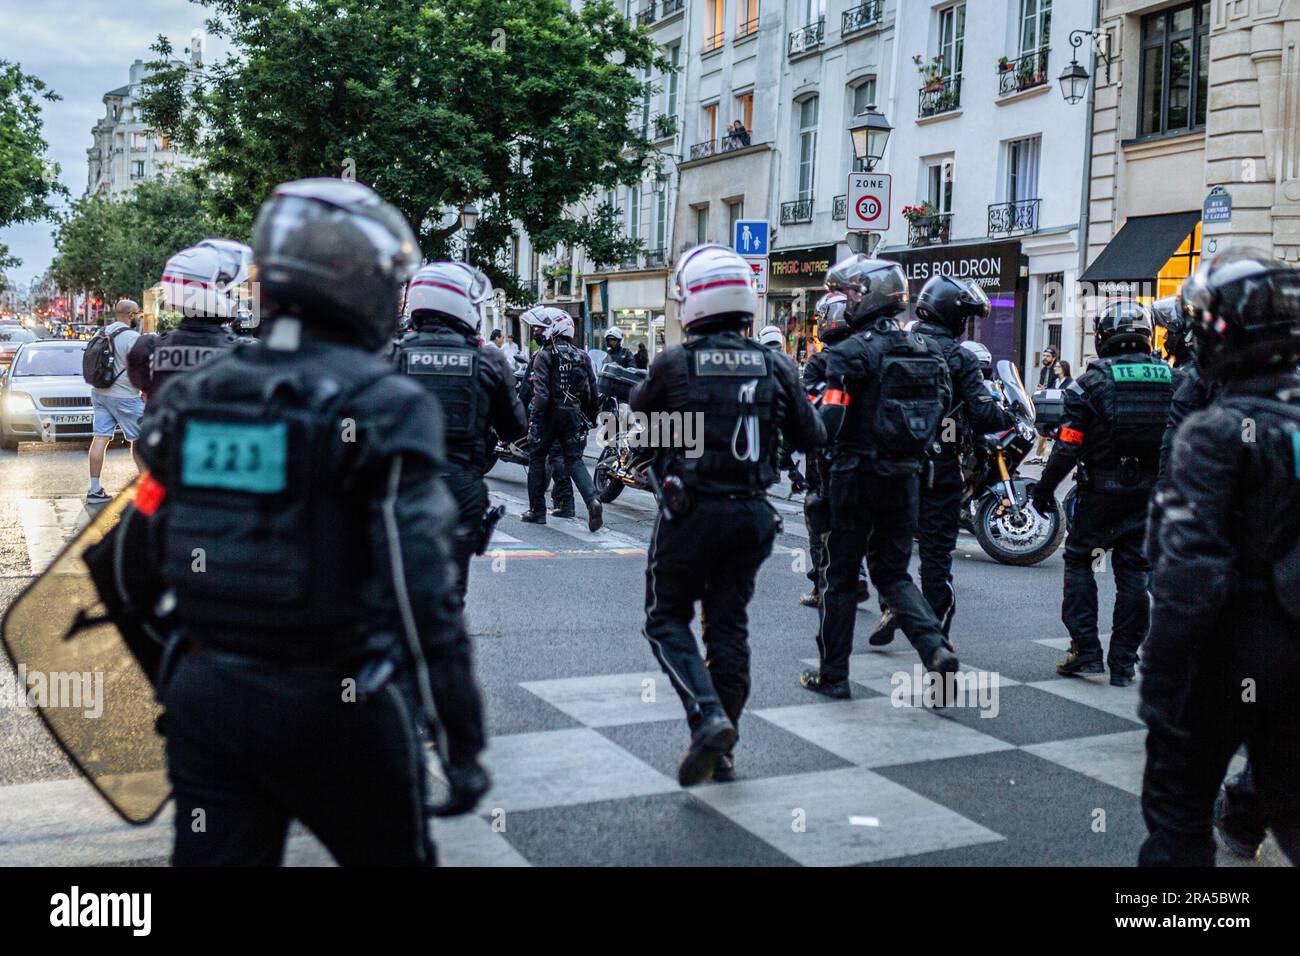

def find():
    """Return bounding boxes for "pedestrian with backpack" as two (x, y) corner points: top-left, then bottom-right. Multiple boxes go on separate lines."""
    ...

(84, 299), (144, 500)
(799, 256), (958, 698)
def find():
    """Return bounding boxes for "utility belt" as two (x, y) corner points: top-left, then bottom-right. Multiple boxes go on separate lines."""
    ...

(181, 634), (403, 694)
(1081, 457), (1155, 494)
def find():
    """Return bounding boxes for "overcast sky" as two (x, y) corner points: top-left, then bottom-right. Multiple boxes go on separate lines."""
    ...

(0, 0), (223, 288)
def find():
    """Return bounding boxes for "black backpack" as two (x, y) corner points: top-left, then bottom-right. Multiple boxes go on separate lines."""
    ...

(82, 326), (128, 389)
(870, 331), (952, 460)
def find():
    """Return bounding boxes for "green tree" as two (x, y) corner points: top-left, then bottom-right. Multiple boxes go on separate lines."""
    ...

(51, 178), (217, 304)
(0, 61), (66, 268)
(138, 0), (665, 301)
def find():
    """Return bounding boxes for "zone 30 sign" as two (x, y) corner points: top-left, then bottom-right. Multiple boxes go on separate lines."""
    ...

(846, 172), (891, 232)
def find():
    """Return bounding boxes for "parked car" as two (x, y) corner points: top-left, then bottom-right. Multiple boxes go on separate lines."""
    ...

(0, 326), (37, 371)
(1, 340), (98, 450)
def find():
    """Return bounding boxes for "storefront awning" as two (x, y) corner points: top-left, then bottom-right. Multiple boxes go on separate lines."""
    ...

(1079, 212), (1201, 283)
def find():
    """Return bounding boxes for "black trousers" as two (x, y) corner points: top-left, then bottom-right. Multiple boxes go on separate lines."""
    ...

(1061, 490), (1150, 670)
(643, 495), (778, 734)
(916, 455), (963, 625)
(816, 465), (946, 681)
(548, 440), (574, 510)
(527, 408), (595, 513)
(163, 652), (433, 866)
(443, 466), (486, 609)
(1139, 597), (1300, 866)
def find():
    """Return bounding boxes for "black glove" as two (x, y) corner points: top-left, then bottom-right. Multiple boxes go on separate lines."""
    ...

(429, 760), (490, 817)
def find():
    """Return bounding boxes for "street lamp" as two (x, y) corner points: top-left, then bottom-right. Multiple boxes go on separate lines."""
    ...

(459, 202), (479, 263)
(1059, 29), (1113, 105)
(849, 106), (892, 171)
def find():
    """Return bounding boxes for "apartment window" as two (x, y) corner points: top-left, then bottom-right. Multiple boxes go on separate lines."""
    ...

(666, 44), (680, 119)
(727, 200), (744, 238)
(1140, 2), (1210, 137)
(738, 0), (760, 37)
(1019, 0), (1051, 55)
(938, 4), (966, 78)
(655, 184), (668, 252)
(705, 0), (725, 51)
(796, 96), (819, 202)
(694, 205), (709, 246)
(850, 78), (877, 171)
(925, 158), (954, 215)
(131, 160), (146, 179)
(804, 0), (827, 23)
(735, 91), (754, 133)
(628, 186), (641, 243)
(702, 102), (718, 143)
(1006, 136), (1040, 203)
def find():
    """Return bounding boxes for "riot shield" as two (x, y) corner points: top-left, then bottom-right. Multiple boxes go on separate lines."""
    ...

(0, 481), (169, 825)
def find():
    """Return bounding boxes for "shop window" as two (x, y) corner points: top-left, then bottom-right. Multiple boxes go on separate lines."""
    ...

(1139, 2), (1209, 137)
(1155, 221), (1201, 300)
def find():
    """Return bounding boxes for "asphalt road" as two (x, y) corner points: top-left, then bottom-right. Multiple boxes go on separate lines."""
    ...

(0, 439), (1286, 867)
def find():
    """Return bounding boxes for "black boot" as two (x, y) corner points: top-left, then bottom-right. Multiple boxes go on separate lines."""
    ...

(678, 711), (736, 787)
(867, 608), (897, 646)
(799, 669), (851, 699)
(1057, 643), (1104, 676)
(799, 589), (821, 608)
(713, 753), (736, 782)
(586, 499), (603, 532)
(520, 510), (546, 524)
(548, 506), (576, 519)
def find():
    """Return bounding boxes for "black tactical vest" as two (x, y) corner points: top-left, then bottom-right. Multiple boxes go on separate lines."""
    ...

(550, 341), (590, 409)
(148, 347), (390, 660)
(679, 336), (777, 493)
(397, 329), (482, 449)
(1091, 354), (1173, 484)
(148, 325), (241, 397)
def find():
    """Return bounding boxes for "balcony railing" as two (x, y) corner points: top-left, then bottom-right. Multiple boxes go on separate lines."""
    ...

(918, 75), (962, 118)
(644, 248), (667, 268)
(661, 0), (684, 16)
(832, 195), (847, 221)
(787, 19), (825, 57)
(781, 198), (814, 225)
(997, 48), (1050, 96)
(987, 198), (1041, 237)
(737, 16), (759, 40)
(636, 2), (657, 27)
(704, 31), (725, 53)
(907, 213), (953, 246)
(687, 133), (753, 160)
(841, 0), (883, 37)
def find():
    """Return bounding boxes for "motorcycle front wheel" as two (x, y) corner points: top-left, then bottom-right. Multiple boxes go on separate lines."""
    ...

(973, 491), (1064, 567)
(594, 447), (625, 503)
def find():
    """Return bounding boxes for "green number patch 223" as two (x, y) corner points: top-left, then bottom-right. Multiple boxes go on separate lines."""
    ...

(181, 420), (288, 494)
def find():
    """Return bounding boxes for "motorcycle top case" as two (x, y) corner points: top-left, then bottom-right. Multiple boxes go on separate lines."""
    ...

(1032, 388), (1066, 433)
(597, 363), (646, 404)
(0, 481), (168, 825)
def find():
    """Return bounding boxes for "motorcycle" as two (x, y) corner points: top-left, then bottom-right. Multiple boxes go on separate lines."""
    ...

(958, 360), (1065, 566)
(591, 363), (652, 503)
(483, 360), (532, 474)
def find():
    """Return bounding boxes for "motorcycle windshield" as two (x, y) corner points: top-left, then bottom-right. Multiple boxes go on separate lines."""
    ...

(996, 360), (1035, 423)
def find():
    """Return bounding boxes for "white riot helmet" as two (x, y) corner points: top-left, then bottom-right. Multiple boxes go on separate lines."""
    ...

(521, 305), (565, 332)
(758, 325), (784, 349)
(405, 261), (492, 334)
(672, 244), (758, 330)
(545, 315), (576, 341)
(959, 339), (992, 373)
(604, 325), (624, 346)
(162, 238), (253, 321)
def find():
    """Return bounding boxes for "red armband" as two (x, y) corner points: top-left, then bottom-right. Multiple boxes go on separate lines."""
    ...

(1057, 426), (1084, 445)
(133, 473), (166, 516)
(823, 389), (850, 407)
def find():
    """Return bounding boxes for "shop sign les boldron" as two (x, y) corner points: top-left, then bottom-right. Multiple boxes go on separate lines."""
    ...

(899, 255), (1005, 289)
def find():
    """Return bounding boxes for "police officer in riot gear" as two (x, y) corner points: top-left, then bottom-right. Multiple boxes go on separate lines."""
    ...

(603, 325), (635, 368)
(867, 275), (1011, 646)
(798, 293), (867, 609)
(394, 262), (526, 606)
(631, 245), (824, 785)
(128, 239), (251, 400)
(1030, 300), (1173, 686)
(125, 179), (488, 865)
(800, 256), (956, 698)
(523, 314), (603, 530)
(518, 306), (575, 516)
(1139, 252), (1300, 867)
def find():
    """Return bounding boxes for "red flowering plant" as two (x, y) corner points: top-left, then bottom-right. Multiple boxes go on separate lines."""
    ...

(901, 201), (938, 224)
